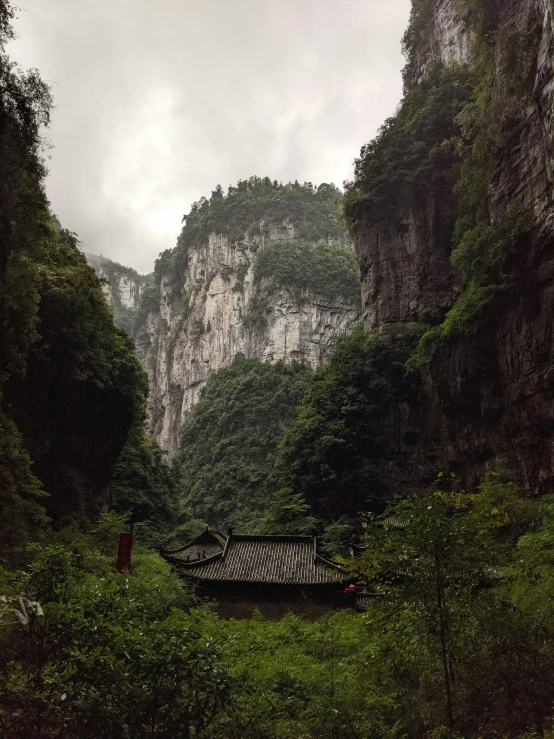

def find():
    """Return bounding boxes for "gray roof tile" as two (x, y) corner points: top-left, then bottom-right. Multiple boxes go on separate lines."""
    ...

(160, 530), (225, 562)
(166, 535), (344, 585)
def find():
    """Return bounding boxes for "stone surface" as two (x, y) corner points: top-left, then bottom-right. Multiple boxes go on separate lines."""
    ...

(357, 197), (461, 330)
(85, 253), (147, 309)
(135, 229), (359, 454)
(356, 0), (554, 495)
(410, 0), (474, 84)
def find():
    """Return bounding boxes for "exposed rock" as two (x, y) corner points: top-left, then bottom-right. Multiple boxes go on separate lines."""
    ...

(355, 0), (554, 495)
(357, 197), (461, 330)
(410, 0), (475, 84)
(85, 252), (148, 311)
(136, 229), (359, 454)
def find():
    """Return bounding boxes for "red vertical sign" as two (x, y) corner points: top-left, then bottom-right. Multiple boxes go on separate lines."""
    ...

(116, 532), (133, 571)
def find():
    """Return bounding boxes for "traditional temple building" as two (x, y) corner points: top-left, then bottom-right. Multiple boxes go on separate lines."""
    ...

(161, 529), (354, 618)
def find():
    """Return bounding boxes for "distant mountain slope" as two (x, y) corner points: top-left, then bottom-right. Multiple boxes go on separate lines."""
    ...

(85, 253), (152, 336)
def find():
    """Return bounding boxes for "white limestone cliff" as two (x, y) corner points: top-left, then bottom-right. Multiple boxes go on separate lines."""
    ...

(135, 229), (359, 454)
(85, 253), (146, 310)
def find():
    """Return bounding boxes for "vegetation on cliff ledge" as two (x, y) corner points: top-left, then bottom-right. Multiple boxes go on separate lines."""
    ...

(345, 2), (538, 370)
(254, 238), (360, 304)
(178, 177), (346, 250)
(342, 63), (474, 235)
(153, 177), (346, 294)
(135, 177), (350, 331)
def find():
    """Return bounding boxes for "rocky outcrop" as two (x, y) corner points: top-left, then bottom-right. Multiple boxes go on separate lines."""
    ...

(136, 229), (359, 454)
(355, 0), (554, 495)
(86, 253), (147, 312)
(357, 198), (461, 330)
(409, 0), (474, 83)
(86, 252), (152, 337)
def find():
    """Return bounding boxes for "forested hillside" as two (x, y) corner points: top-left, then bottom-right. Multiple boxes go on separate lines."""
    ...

(0, 0), (174, 559)
(175, 355), (313, 530)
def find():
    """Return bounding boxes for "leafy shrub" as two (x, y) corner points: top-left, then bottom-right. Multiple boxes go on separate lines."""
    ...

(0, 515), (229, 738)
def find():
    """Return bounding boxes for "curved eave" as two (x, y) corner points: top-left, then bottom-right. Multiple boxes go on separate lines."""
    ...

(166, 552), (224, 567)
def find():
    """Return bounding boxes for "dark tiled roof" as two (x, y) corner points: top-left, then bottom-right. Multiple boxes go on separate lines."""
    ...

(160, 529), (225, 562)
(165, 534), (345, 585)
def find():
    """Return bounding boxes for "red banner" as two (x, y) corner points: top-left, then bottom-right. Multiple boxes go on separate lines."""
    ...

(116, 532), (133, 571)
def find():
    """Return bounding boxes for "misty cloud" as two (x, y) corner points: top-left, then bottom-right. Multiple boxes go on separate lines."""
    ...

(9, 0), (411, 273)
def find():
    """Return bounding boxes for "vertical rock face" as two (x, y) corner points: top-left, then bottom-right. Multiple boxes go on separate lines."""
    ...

(409, 0), (475, 82)
(354, 0), (554, 494)
(357, 198), (461, 331)
(135, 228), (359, 455)
(85, 253), (147, 311)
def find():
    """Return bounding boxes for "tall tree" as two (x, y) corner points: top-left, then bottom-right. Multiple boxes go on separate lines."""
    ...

(346, 470), (527, 733)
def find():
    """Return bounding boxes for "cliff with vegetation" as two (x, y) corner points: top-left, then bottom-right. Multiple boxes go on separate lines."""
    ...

(85, 253), (150, 336)
(339, 0), (554, 499)
(6, 2), (554, 736)
(133, 179), (360, 454)
(0, 6), (152, 554)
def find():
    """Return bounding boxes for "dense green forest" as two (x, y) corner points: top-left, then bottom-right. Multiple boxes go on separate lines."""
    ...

(268, 326), (420, 520)
(175, 356), (313, 530)
(2, 0), (554, 736)
(5, 475), (554, 737)
(0, 0), (174, 559)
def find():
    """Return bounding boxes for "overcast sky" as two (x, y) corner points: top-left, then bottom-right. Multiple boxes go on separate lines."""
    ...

(9, 0), (411, 273)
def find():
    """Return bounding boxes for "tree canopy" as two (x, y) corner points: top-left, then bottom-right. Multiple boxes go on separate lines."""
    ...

(175, 355), (313, 530)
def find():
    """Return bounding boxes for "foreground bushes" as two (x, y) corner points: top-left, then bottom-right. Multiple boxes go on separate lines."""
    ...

(4, 477), (554, 737)
(0, 514), (228, 738)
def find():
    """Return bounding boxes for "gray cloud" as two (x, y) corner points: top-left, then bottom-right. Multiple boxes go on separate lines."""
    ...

(9, 0), (411, 273)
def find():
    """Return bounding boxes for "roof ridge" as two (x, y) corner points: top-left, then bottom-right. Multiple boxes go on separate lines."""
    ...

(230, 534), (313, 542)
(169, 551), (224, 568)
(160, 529), (224, 555)
(163, 537), (349, 585)
(315, 553), (346, 572)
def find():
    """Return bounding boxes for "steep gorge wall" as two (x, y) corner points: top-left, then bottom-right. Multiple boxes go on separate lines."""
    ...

(85, 253), (150, 338)
(86, 253), (146, 310)
(136, 227), (359, 454)
(354, 0), (554, 495)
